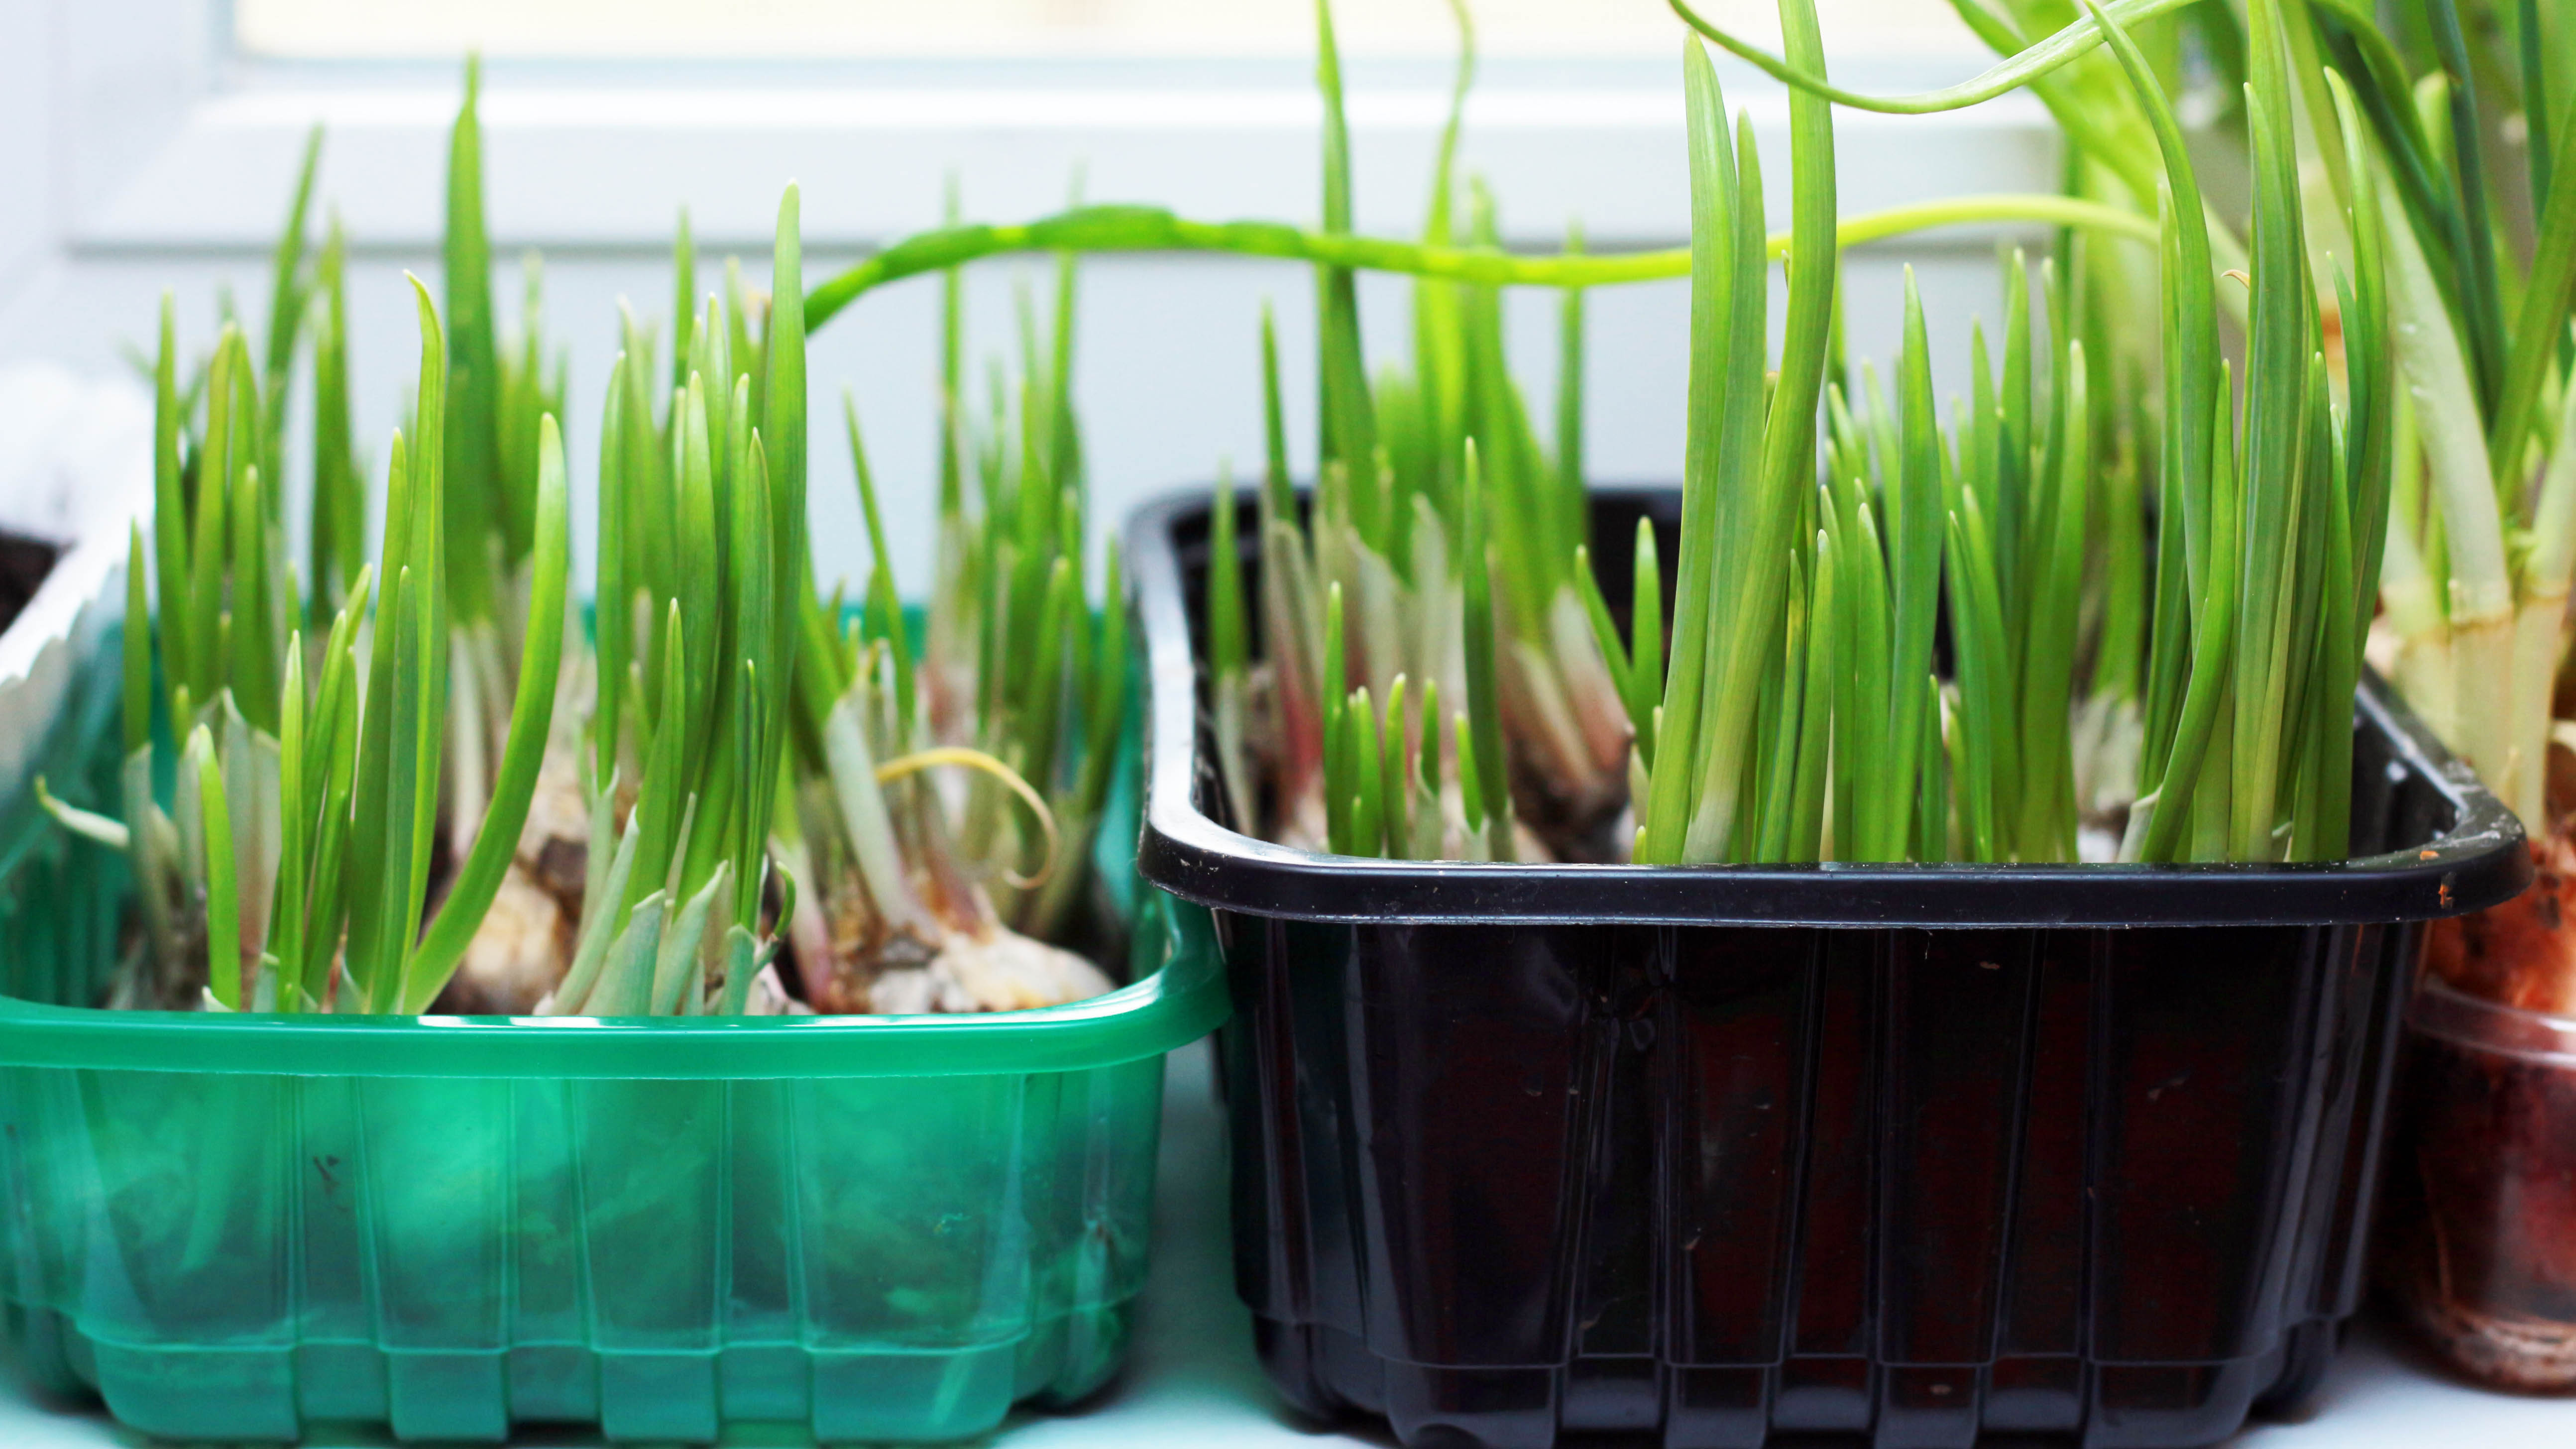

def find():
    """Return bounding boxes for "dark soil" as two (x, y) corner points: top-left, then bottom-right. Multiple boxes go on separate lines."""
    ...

(0, 532), (60, 636)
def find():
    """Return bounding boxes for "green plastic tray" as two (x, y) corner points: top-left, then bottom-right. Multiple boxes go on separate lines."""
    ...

(0, 626), (1228, 1444)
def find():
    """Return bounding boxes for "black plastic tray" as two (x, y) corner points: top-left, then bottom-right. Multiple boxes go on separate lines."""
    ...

(1129, 487), (2532, 1449)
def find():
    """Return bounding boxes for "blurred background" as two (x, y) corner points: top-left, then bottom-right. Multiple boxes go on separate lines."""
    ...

(0, 0), (2053, 593)
(231, 0), (1984, 57)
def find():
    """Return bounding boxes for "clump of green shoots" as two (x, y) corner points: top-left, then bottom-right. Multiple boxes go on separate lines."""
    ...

(800, 239), (1124, 1012)
(534, 188), (807, 1018)
(1206, 0), (1615, 864)
(2269, 0), (2576, 1014)
(908, 237), (1132, 946)
(580, 188), (1119, 1019)
(48, 63), (1123, 1018)
(1235, 0), (2391, 868)
(79, 59), (587, 1016)
(422, 58), (586, 1013)
(2303, 0), (2576, 838)
(1806, 250), (2104, 864)
(47, 280), (571, 1013)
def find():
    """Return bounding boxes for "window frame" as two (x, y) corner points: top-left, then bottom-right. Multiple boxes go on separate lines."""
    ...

(24, 0), (2063, 271)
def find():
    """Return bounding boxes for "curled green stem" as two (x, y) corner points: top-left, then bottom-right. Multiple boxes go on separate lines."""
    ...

(1667, 0), (2198, 115)
(804, 196), (2156, 332)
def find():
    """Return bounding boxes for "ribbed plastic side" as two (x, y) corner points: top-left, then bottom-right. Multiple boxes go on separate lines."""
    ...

(1214, 770), (2435, 1449)
(0, 973), (1162, 1445)
(1222, 915), (2404, 1449)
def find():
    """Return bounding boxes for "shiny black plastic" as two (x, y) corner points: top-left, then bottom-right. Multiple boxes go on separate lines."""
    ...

(1130, 488), (2532, 1449)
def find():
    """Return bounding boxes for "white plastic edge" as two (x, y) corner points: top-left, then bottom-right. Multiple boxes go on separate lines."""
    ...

(0, 365), (154, 799)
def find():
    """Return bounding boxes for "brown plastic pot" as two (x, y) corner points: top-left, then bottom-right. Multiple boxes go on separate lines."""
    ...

(2385, 979), (2576, 1391)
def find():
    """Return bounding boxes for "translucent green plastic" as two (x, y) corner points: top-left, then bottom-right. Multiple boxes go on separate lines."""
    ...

(0, 631), (1227, 1444)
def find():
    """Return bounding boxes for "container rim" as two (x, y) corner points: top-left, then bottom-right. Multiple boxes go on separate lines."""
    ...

(2407, 977), (2576, 1069)
(1128, 486), (2535, 928)
(0, 613), (1229, 1078)
(0, 884), (1226, 1078)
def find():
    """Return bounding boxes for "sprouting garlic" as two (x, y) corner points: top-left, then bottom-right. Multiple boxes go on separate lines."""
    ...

(869, 925), (1115, 1014)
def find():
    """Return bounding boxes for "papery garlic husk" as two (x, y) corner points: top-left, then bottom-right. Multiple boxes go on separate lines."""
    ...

(438, 656), (595, 1013)
(745, 962), (813, 1015)
(869, 923), (1116, 1014)
(437, 863), (575, 1015)
(804, 842), (1117, 1016)
(2072, 693), (2143, 864)
(804, 864), (941, 1014)
(1497, 634), (1626, 859)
